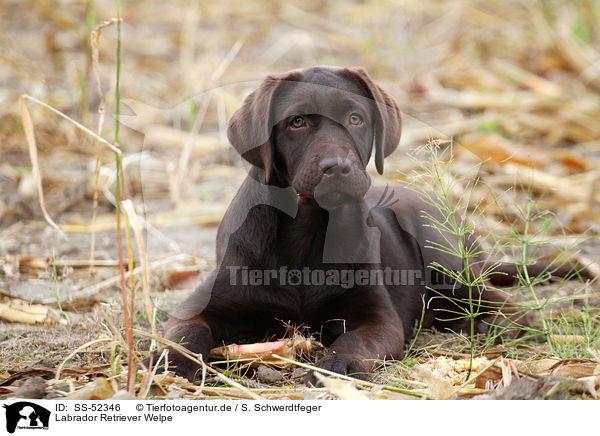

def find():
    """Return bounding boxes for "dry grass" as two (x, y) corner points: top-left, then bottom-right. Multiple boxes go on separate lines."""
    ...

(0, 0), (599, 399)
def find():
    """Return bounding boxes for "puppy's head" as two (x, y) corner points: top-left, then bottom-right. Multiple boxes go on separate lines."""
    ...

(227, 66), (401, 209)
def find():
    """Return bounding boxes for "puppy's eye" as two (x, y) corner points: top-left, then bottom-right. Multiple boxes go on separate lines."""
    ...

(290, 116), (306, 129)
(349, 113), (363, 125)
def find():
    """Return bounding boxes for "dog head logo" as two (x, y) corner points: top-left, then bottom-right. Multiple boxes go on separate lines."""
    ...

(3, 402), (50, 433)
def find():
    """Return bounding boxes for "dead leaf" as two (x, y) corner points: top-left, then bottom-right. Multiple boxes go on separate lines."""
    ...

(459, 133), (548, 167)
(579, 376), (599, 399)
(0, 367), (108, 387)
(474, 366), (503, 389)
(313, 373), (369, 400)
(91, 377), (115, 400)
(163, 271), (201, 290)
(0, 299), (64, 325)
(64, 377), (115, 400)
(18, 256), (47, 273)
(413, 366), (456, 400)
(529, 358), (561, 374)
(548, 360), (600, 379)
(459, 133), (590, 172)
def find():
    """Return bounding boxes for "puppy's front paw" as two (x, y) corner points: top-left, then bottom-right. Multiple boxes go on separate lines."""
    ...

(304, 354), (367, 386)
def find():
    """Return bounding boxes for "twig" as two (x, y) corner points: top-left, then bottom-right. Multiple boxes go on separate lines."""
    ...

(18, 96), (61, 232)
(20, 95), (121, 154)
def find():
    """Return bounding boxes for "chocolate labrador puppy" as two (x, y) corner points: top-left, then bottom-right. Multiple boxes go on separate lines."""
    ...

(153, 66), (545, 383)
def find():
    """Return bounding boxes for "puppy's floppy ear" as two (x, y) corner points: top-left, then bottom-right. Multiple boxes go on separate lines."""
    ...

(228, 71), (301, 183)
(227, 77), (278, 183)
(347, 67), (402, 175)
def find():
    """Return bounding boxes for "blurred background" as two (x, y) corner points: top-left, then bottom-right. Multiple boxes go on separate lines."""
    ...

(0, 0), (599, 370)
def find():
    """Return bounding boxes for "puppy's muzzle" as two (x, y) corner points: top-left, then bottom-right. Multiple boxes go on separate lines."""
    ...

(312, 156), (370, 209)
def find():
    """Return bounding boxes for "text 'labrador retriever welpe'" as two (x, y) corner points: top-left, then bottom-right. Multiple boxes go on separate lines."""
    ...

(150, 65), (560, 384)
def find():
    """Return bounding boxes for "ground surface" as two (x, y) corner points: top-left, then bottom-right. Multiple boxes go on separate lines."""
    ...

(1, 0), (599, 399)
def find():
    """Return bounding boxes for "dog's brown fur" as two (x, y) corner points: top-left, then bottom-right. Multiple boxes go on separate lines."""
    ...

(151, 66), (584, 384)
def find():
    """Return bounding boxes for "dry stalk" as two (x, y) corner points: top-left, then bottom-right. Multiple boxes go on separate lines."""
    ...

(89, 17), (123, 298)
(121, 200), (156, 340)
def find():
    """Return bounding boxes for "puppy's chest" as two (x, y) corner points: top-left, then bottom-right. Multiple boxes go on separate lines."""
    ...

(274, 223), (326, 266)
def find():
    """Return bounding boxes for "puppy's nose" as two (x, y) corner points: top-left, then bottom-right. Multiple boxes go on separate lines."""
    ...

(319, 157), (352, 177)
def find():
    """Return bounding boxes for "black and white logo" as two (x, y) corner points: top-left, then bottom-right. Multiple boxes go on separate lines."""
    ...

(3, 402), (50, 433)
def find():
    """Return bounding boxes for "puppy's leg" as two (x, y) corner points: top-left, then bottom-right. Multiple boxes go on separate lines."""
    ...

(305, 287), (405, 385)
(488, 260), (592, 286)
(162, 315), (214, 381)
(141, 314), (214, 382)
(144, 267), (292, 381)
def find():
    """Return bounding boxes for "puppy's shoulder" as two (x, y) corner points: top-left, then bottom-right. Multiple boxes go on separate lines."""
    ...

(366, 183), (450, 236)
